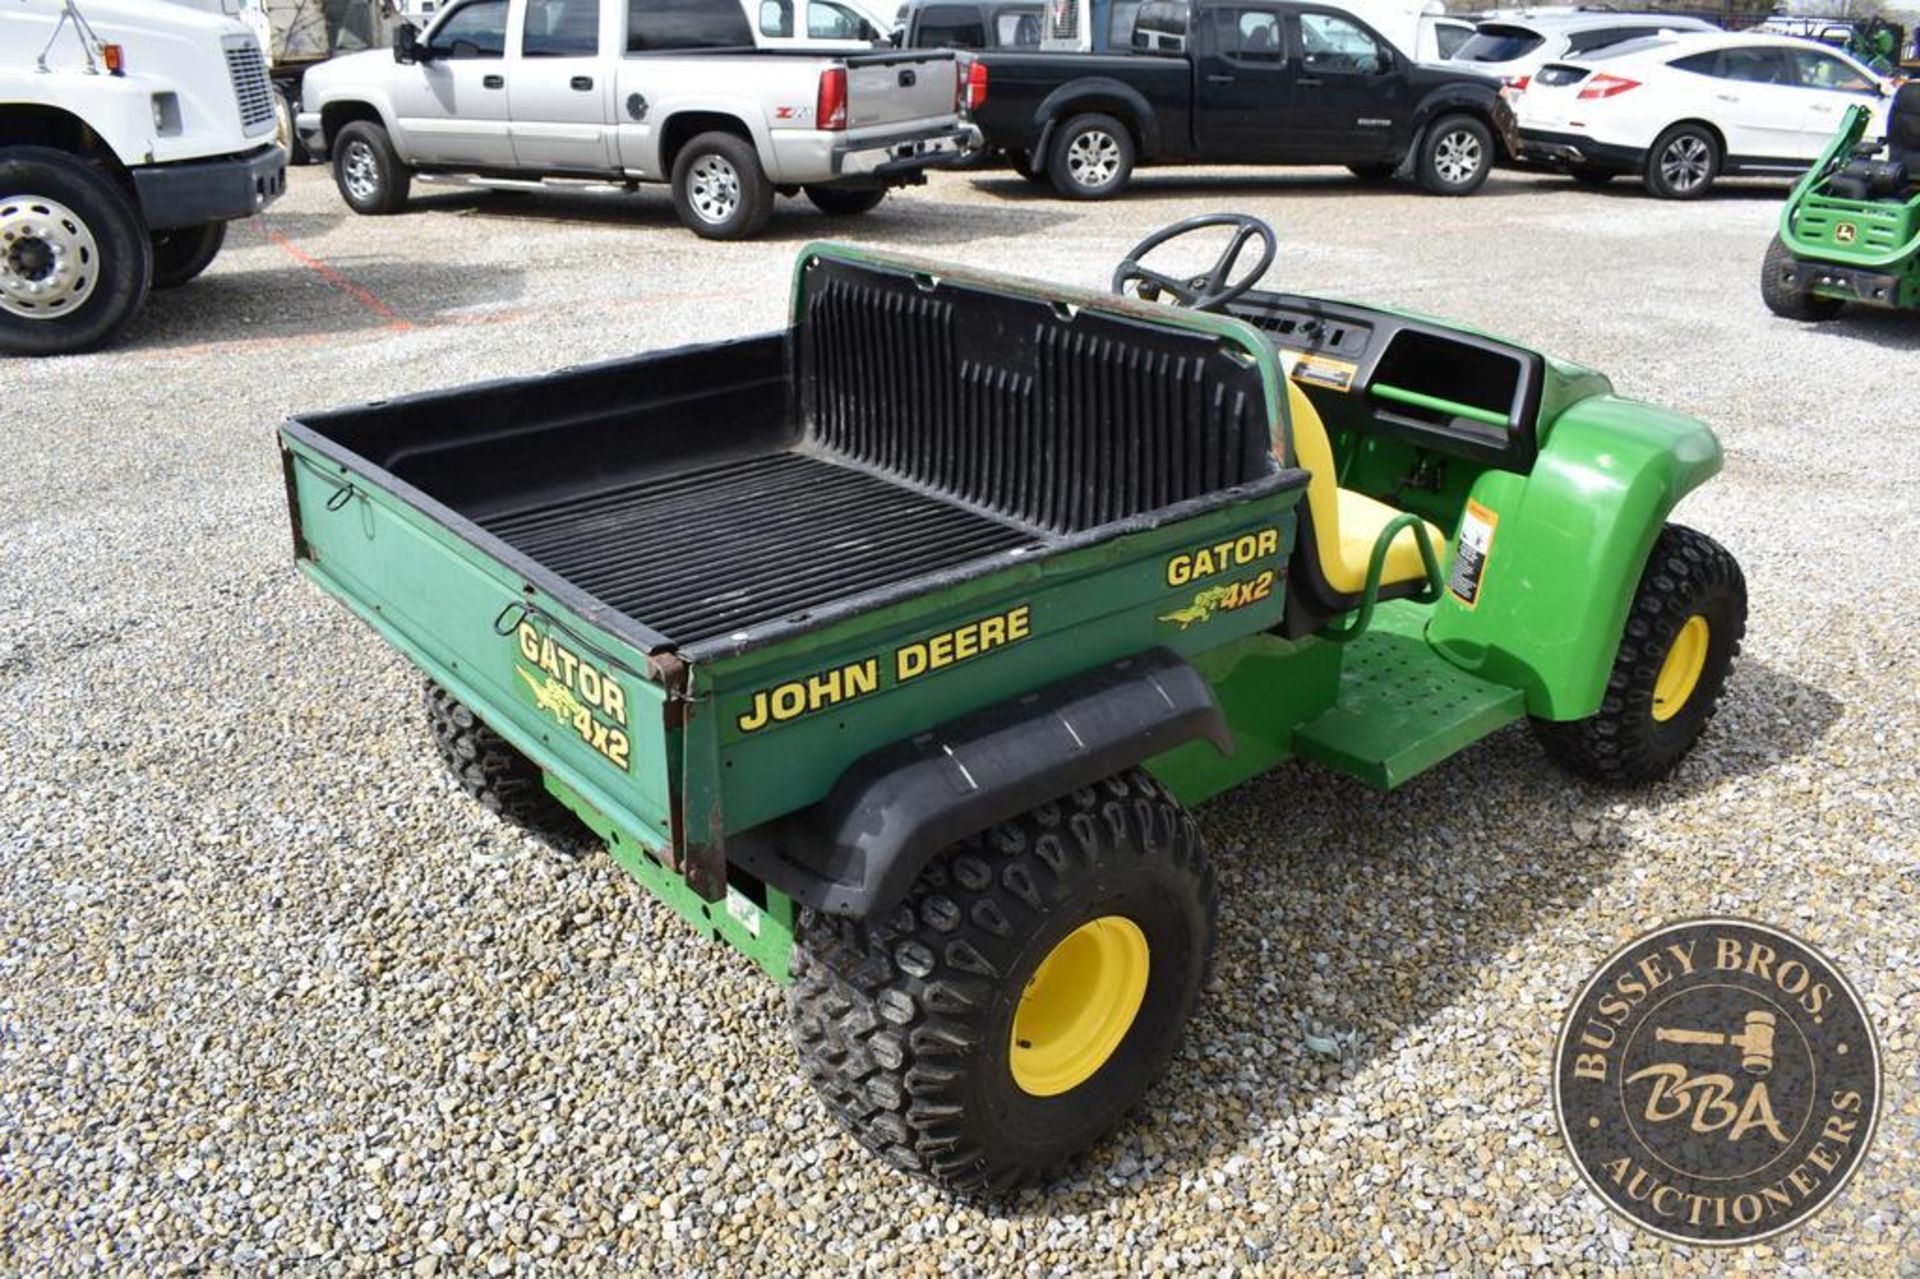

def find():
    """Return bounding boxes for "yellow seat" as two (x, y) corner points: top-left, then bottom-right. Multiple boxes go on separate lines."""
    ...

(1285, 379), (1447, 597)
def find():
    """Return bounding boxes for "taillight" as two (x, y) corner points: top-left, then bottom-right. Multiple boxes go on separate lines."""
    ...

(817, 67), (847, 131)
(964, 58), (988, 111)
(1504, 73), (1529, 92)
(1577, 74), (1640, 100)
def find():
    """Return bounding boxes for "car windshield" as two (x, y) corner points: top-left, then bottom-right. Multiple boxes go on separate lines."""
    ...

(1454, 23), (1543, 62)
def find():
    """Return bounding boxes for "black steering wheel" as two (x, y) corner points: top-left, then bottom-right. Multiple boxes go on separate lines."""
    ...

(1111, 214), (1278, 312)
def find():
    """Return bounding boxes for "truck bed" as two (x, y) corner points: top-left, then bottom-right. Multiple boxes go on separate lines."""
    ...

(286, 252), (1290, 662)
(477, 449), (1035, 647)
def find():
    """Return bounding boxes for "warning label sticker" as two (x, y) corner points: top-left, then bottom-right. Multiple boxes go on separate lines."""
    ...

(1282, 351), (1360, 393)
(1293, 356), (1358, 392)
(1448, 499), (1498, 608)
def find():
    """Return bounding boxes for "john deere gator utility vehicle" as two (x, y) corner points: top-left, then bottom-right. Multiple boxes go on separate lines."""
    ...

(1764, 88), (1920, 321)
(280, 216), (1746, 1193)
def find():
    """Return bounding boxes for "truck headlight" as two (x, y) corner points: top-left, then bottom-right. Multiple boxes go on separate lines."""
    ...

(152, 93), (182, 136)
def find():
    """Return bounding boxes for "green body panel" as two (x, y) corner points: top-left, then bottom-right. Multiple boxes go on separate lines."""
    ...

(1423, 395), (1722, 720)
(1293, 601), (1525, 788)
(1147, 631), (1344, 804)
(284, 447), (679, 851)
(549, 776), (797, 982)
(702, 496), (1300, 834)
(1780, 104), (1920, 308)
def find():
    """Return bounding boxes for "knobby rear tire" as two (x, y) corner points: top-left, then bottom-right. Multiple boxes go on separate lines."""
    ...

(423, 680), (585, 842)
(790, 769), (1218, 1194)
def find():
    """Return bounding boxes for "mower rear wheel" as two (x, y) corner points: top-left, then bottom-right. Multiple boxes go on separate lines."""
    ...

(424, 680), (585, 841)
(1534, 524), (1745, 784)
(790, 769), (1217, 1193)
(1761, 235), (1844, 321)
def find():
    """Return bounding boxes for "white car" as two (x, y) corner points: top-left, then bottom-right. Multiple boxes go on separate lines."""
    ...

(1449, 11), (1717, 91)
(1513, 32), (1897, 198)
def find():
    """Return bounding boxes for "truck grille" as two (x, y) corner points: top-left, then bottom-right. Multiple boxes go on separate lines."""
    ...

(225, 38), (276, 136)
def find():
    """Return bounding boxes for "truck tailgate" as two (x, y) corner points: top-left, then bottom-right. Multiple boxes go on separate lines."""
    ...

(280, 432), (679, 857)
(844, 51), (958, 132)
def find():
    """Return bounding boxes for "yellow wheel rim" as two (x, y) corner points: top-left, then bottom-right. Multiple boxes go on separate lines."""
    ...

(1009, 915), (1150, 1097)
(1652, 615), (1710, 723)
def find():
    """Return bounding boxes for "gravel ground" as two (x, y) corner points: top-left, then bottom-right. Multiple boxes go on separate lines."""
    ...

(2, 163), (1916, 1275)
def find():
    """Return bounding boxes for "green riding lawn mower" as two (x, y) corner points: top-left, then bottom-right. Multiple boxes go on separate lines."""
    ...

(282, 215), (1747, 1194)
(1764, 88), (1920, 321)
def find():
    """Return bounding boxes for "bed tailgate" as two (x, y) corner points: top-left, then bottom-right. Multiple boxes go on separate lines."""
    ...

(281, 436), (678, 854)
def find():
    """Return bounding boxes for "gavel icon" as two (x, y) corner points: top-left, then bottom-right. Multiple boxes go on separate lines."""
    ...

(1654, 1009), (1777, 1075)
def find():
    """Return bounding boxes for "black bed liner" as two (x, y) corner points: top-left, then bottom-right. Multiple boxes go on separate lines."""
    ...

(479, 450), (1036, 647)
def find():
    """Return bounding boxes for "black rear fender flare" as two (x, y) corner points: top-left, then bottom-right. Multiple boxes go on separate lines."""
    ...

(1035, 80), (1162, 159)
(730, 648), (1231, 919)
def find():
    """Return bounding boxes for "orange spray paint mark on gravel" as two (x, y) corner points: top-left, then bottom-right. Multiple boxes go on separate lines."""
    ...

(251, 217), (414, 331)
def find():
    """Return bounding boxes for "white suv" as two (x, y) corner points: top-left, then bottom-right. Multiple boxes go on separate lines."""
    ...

(1513, 32), (1896, 198)
(1449, 11), (1716, 91)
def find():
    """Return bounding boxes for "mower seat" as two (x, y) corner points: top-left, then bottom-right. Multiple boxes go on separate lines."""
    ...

(1889, 82), (1920, 177)
(1286, 379), (1446, 596)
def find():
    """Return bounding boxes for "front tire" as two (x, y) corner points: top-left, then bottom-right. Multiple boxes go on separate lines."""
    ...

(150, 222), (226, 289)
(670, 132), (774, 240)
(1761, 234), (1844, 321)
(1416, 114), (1493, 195)
(804, 185), (887, 216)
(1645, 124), (1718, 200)
(791, 770), (1218, 1193)
(424, 680), (585, 841)
(331, 120), (411, 215)
(1533, 525), (1745, 784)
(0, 145), (151, 357)
(1047, 113), (1135, 200)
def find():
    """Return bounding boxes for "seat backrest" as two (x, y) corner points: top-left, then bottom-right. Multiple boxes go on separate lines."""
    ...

(1283, 379), (1348, 591)
(1890, 82), (1920, 171)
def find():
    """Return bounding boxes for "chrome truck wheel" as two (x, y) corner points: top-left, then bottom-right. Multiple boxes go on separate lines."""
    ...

(1048, 113), (1135, 200)
(669, 132), (774, 241)
(0, 194), (100, 320)
(0, 146), (150, 356)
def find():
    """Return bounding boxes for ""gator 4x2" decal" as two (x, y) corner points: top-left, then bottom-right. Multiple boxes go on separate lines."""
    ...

(513, 623), (632, 770)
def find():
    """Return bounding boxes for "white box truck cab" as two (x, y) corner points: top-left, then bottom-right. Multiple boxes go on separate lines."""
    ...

(1, 0), (287, 356)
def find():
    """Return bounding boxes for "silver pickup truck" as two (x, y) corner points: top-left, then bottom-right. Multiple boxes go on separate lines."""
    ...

(296, 0), (978, 238)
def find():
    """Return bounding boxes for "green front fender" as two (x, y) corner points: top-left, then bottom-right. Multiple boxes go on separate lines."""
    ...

(1424, 395), (1722, 721)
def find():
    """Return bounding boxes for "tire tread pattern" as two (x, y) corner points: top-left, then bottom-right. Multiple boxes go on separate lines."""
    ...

(423, 681), (582, 839)
(790, 769), (1217, 1194)
(1534, 524), (1745, 784)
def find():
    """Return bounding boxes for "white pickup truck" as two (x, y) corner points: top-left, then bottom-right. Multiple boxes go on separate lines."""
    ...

(1, 0), (287, 355)
(297, 0), (980, 238)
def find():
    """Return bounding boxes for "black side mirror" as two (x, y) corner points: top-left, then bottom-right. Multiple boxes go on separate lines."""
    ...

(394, 21), (421, 63)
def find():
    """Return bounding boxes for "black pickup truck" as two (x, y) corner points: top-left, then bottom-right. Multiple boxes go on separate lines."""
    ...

(970, 0), (1516, 197)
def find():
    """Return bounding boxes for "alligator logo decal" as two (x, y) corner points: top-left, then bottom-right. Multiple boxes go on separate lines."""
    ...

(517, 666), (587, 725)
(1157, 571), (1278, 629)
(1158, 586), (1234, 629)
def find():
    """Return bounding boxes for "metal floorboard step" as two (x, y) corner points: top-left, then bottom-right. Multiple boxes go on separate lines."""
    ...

(1294, 602), (1525, 790)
